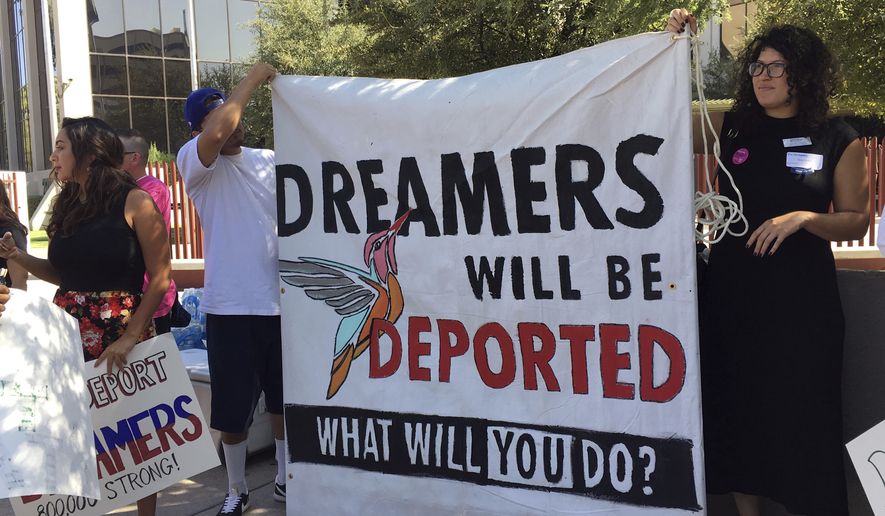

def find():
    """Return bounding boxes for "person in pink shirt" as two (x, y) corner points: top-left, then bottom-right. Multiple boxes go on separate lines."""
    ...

(116, 129), (178, 337)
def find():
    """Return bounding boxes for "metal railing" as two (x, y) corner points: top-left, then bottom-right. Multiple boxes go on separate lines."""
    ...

(145, 162), (204, 260)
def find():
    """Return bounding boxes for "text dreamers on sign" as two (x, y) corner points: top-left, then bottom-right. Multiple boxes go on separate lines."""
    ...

(278, 135), (666, 236)
(278, 137), (672, 304)
(286, 405), (700, 511)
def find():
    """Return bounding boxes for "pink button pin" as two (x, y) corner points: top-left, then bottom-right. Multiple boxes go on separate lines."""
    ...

(732, 148), (749, 165)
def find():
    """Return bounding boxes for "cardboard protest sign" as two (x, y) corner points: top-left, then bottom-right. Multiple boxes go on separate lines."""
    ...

(0, 289), (98, 500)
(11, 334), (219, 516)
(274, 31), (702, 514)
(848, 419), (885, 515)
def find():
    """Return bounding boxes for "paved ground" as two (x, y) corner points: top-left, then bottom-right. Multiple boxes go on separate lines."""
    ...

(0, 448), (285, 516)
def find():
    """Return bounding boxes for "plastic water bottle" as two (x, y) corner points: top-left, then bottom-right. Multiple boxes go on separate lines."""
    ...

(172, 325), (206, 350)
(174, 288), (207, 349)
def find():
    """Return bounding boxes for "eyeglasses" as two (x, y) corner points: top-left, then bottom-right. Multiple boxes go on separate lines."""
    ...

(748, 61), (787, 78)
(203, 94), (224, 110)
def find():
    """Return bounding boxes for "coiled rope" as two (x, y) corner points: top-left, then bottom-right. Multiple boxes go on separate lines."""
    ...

(673, 30), (748, 244)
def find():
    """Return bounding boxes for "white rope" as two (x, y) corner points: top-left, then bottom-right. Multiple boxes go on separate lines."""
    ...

(674, 31), (748, 244)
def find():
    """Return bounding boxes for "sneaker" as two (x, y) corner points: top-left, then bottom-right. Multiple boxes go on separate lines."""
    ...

(273, 481), (286, 502)
(217, 489), (249, 516)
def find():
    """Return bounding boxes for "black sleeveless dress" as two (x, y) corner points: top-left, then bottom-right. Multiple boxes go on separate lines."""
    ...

(700, 112), (858, 515)
(48, 187), (155, 361)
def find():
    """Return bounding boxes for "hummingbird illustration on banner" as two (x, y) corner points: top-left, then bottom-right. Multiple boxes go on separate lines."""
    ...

(279, 210), (411, 399)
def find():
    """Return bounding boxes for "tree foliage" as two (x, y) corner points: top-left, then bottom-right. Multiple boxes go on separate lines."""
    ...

(147, 142), (175, 164)
(346, 0), (722, 79)
(243, 0), (884, 148)
(249, 0), (722, 147)
(751, 0), (885, 117)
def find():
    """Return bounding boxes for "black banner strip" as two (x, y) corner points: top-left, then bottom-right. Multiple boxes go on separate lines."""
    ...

(285, 404), (700, 511)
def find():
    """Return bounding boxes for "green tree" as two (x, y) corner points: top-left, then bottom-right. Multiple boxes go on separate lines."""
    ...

(347, 0), (722, 79)
(249, 0), (723, 147)
(250, 0), (372, 147)
(147, 142), (176, 164)
(751, 0), (885, 116)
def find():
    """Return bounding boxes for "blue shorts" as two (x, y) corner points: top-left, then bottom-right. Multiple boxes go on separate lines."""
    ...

(205, 314), (283, 433)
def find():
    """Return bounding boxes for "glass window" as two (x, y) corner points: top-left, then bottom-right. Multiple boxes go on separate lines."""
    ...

(12, 1), (27, 90)
(91, 55), (128, 95)
(18, 88), (32, 172)
(227, 0), (257, 62)
(93, 96), (131, 130)
(194, 0), (229, 61)
(11, 0), (23, 33)
(131, 98), (169, 152)
(164, 59), (192, 97)
(123, 0), (162, 56)
(198, 61), (231, 90)
(128, 57), (165, 97)
(0, 69), (7, 169)
(167, 99), (191, 152)
(87, 0), (126, 54)
(161, 0), (191, 58)
(14, 29), (27, 89)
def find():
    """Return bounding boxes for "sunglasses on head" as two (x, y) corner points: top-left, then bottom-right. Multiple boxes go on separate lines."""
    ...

(203, 94), (225, 110)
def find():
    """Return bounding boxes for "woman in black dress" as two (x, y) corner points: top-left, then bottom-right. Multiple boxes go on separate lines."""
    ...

(0, 117), (171, 377)
(669, 10), (868, 516)
(0, 118), (171, 516)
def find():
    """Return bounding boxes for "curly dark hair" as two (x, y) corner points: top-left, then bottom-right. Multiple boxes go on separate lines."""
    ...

(47, 117), (136, 238)
(0, 186), (26, 235)
(731, 25), (839, 134)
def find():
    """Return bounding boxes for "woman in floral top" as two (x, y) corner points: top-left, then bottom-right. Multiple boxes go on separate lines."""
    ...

(0, 116), (171, 374)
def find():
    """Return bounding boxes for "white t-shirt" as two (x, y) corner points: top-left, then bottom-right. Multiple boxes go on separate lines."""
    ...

(176, 136), (280, 315)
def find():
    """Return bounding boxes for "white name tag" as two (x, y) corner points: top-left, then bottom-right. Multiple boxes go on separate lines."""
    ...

(783, 137), (812, 147)
(786, 152), (823, 170)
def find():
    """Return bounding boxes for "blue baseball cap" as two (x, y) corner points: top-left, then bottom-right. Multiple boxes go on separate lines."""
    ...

(184, 87), (227, 131)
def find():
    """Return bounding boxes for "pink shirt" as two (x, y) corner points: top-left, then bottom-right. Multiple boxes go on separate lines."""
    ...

(137, 174), (176, 318)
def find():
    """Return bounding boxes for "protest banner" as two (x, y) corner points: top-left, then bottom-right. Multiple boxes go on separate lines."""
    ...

(848, 419), (885, 515)
(11, 334), (220, 516)
(0, 289), (97, 500)
(274, 31), (702, 514)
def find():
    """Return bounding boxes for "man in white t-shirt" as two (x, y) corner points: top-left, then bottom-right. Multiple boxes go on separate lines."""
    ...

(177, 63), (284, 516)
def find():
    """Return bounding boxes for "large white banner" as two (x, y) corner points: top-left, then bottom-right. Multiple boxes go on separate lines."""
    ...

(11, 334), (220, 516)
(0, 290), (97, 500)
(847, 420), (885, 515)
(274, 32), (701, 514)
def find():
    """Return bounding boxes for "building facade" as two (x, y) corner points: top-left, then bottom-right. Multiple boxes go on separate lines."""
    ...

(1, 0), (757, 175)
(0, 0), (260, 174)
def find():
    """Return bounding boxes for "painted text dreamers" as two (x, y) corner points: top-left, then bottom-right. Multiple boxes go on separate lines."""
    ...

(278, 136), (667, 237)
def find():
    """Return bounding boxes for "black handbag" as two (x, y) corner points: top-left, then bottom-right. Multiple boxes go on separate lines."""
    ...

(169, 296), (192, 328)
